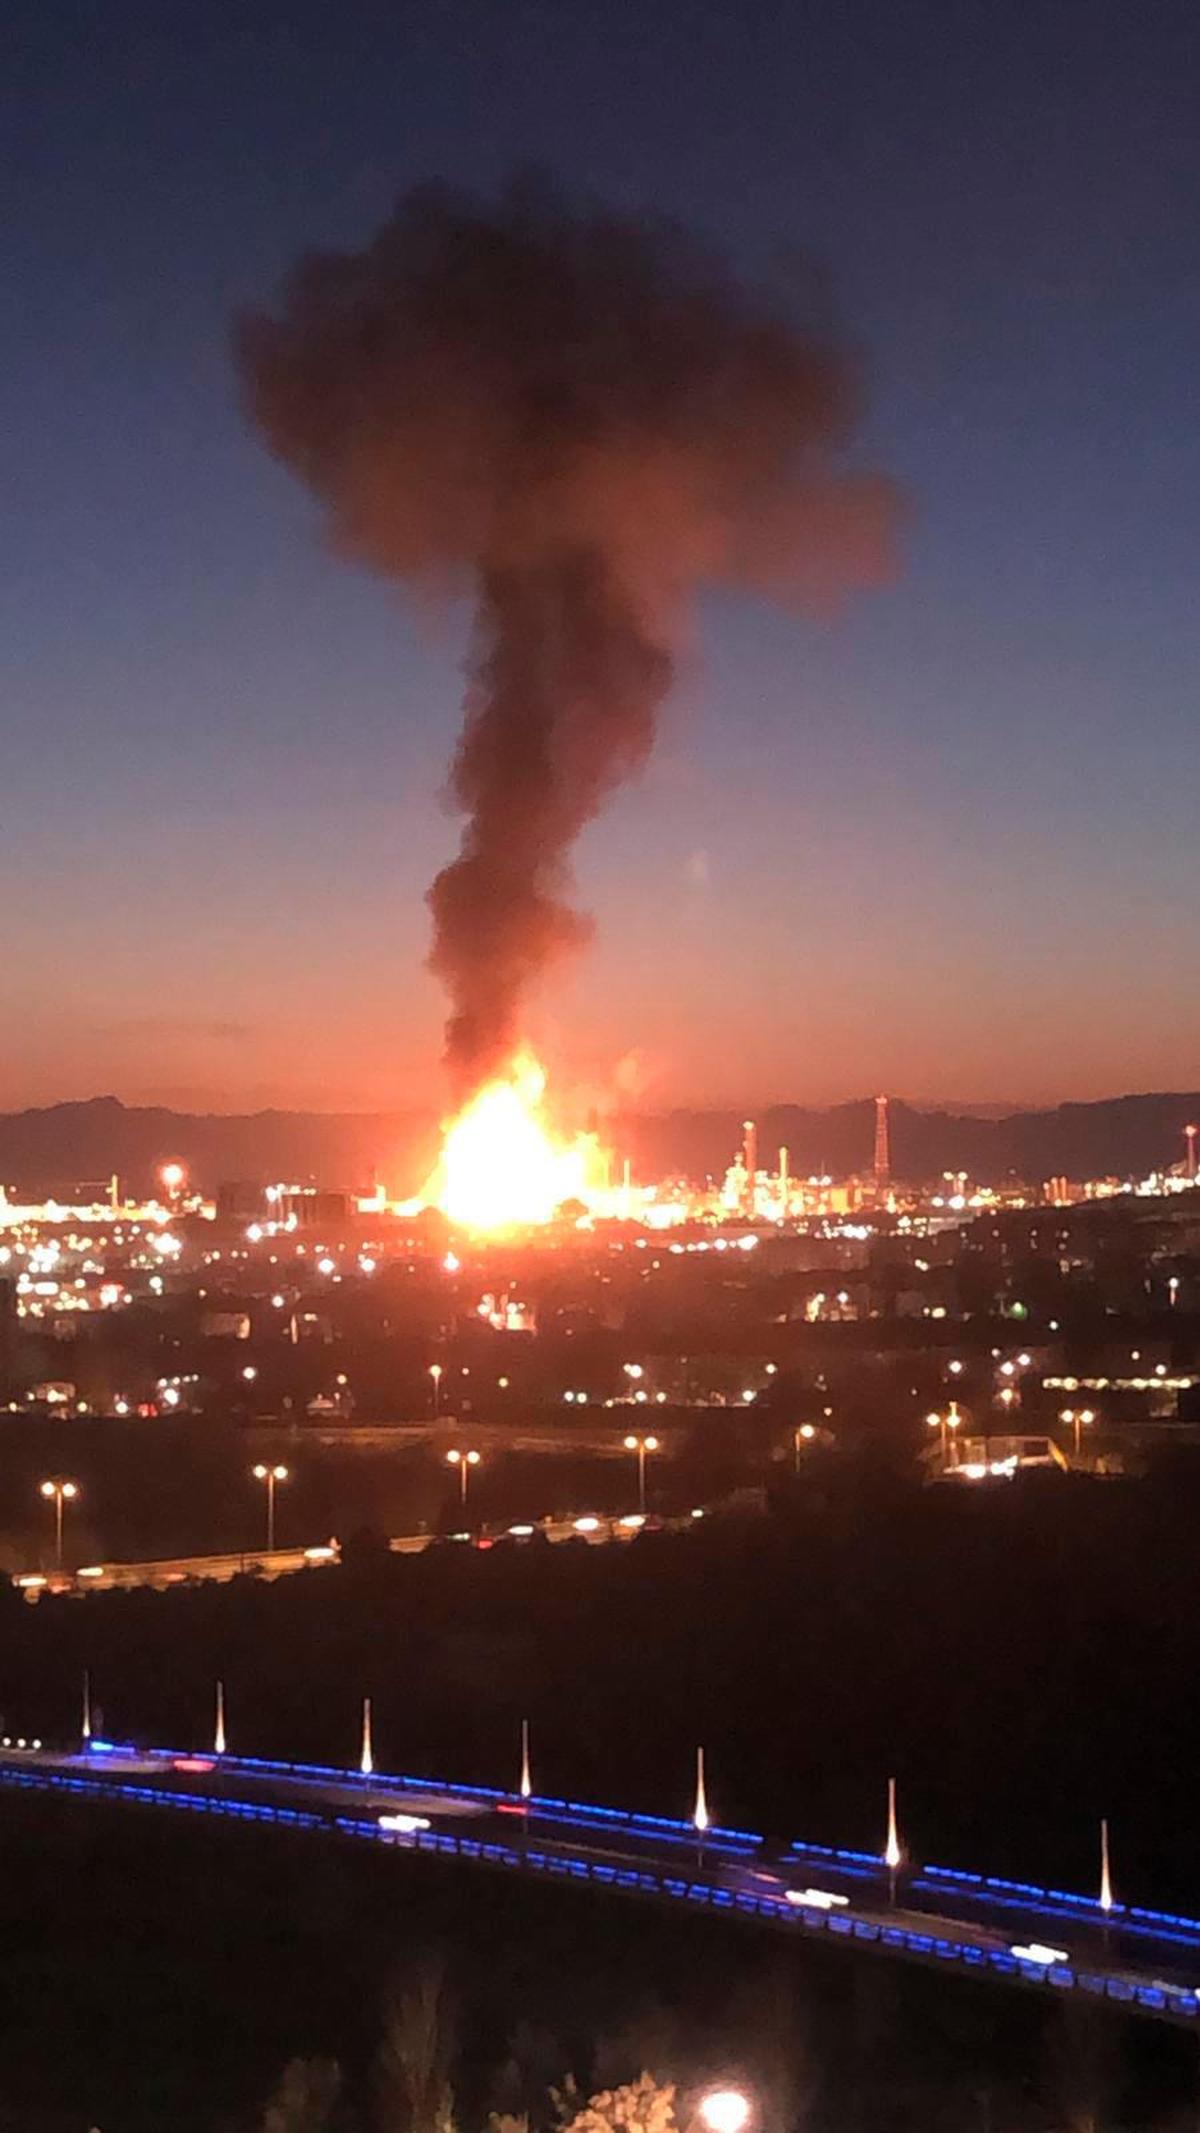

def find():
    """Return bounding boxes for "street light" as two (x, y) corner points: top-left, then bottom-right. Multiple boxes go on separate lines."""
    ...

(926, 1410), (947, 1463)
(623, 1432), (659, 1514)
(429, 1363), (443, 1417)
(698, 2092), (752, 2133)
(446, 1446), (481, 1512)
(1060, 1406), (1095, 1462)
(251, 1463), (289, 1551)
(792, 1422), (816, 1474)
(39, 1478), (79, 1570)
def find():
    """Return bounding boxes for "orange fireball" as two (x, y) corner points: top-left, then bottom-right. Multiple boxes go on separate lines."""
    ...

(430, 1054), (602, 1232)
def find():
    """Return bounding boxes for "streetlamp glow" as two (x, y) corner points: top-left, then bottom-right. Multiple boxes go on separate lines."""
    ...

(623, 1432), (659, 1514)
(792, 1422), (817, 1473)
(446, 1446), (481, 1511)
(692, 1744), (710, 1835)
(699, 2091), (751, 2133)
(884, 1775), (903, 1874)
(1060, 1405), (1095, 1460)
(39, 1478), (79, 1570)
(1099, 1816), (1114, 1913)
(429, 1362), (443, 1416)
(251, 1463), (289, 1551)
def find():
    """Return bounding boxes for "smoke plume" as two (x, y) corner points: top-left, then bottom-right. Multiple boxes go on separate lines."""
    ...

(237, 175), (898, 1093)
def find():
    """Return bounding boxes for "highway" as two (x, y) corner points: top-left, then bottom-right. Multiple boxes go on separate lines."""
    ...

(8, 1509), (705, 1599)
(3, 1741), (1200, 2027)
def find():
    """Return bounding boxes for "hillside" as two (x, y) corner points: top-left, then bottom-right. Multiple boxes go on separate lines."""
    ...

(1, 1089), (1197, 1196)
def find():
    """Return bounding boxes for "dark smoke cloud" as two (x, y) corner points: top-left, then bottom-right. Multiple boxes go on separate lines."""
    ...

(237, 175), (899, 1093)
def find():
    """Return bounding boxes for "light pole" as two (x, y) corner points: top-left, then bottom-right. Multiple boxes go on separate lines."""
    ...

(1060, 1406), (1095, 1462)
(884, 1774), (903, 1905)
(251, 1462), (288, 1551)
(446, 1446), (480, 1514)
(39, 1478), (79, 1570)
(698, 2091), (752, 2133)
(623, 1432), (658, 1514)
(792, 1422), (816, 1474)
(926, 1410), (947, 1464)
(429, 1362), (443, 1416)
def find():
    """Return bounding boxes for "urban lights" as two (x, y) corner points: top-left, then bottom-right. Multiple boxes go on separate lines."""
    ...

(428, 1363), (443, 1416)
(251, 1463), (289, 1551)
(446, 1446), (481, 1511)
(623, 1432), (659, 1514)
(39, 1478), (79, 1569)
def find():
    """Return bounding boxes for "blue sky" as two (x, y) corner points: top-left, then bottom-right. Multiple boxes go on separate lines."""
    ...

(3, 0), (1197, 1111)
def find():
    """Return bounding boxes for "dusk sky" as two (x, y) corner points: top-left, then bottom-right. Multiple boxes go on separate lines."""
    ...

(5, 0), (1198, 1117)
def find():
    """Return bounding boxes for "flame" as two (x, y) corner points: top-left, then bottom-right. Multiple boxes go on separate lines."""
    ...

(430, 1053), (602, 1232)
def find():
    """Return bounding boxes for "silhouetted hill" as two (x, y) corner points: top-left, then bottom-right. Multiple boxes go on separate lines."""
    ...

(619, 1091), (1200, 1186)
(1, 1089), (1197, 1196)
(0, 1095), (438, 1199)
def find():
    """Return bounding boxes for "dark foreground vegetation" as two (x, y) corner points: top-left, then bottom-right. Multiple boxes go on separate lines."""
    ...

(1, 1790), (1197, 2132)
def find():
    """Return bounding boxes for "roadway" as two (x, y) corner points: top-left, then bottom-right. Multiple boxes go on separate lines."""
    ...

(2, 1742), (1199, 2027)
(9, 1509), (705, 1598)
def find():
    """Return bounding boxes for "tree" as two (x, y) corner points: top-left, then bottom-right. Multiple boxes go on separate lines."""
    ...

(261, 2056), (341, 2133)
(559, 2074), (678, 2133)
(1047, 2001), (1115, 2133)
(374, 1958), (457, 2133)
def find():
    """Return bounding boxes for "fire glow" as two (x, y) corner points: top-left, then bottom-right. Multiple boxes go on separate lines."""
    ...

(431, 1054), (603, 1233)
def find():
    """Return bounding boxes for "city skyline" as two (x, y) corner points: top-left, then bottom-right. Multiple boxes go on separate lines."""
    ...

(5, 0), (1198, 1115)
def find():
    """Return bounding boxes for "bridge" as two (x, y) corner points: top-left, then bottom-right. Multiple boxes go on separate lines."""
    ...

(3, 1741), (1200, 2028)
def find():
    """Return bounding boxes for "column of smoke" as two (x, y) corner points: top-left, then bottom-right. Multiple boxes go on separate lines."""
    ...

(237, 174), (898, 1099)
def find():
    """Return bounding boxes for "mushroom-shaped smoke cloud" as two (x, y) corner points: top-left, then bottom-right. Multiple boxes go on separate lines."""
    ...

(237, 174), (900, 1095)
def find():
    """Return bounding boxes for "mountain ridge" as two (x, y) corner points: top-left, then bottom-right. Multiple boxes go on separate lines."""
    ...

(1, 1089), (1197, 1195)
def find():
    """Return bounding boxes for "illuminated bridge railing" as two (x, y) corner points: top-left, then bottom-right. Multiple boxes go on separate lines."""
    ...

(216, 1749), (764, 1858)
(2, 1757), (1199, 2026)
(915, 1864), (1200, 1955)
